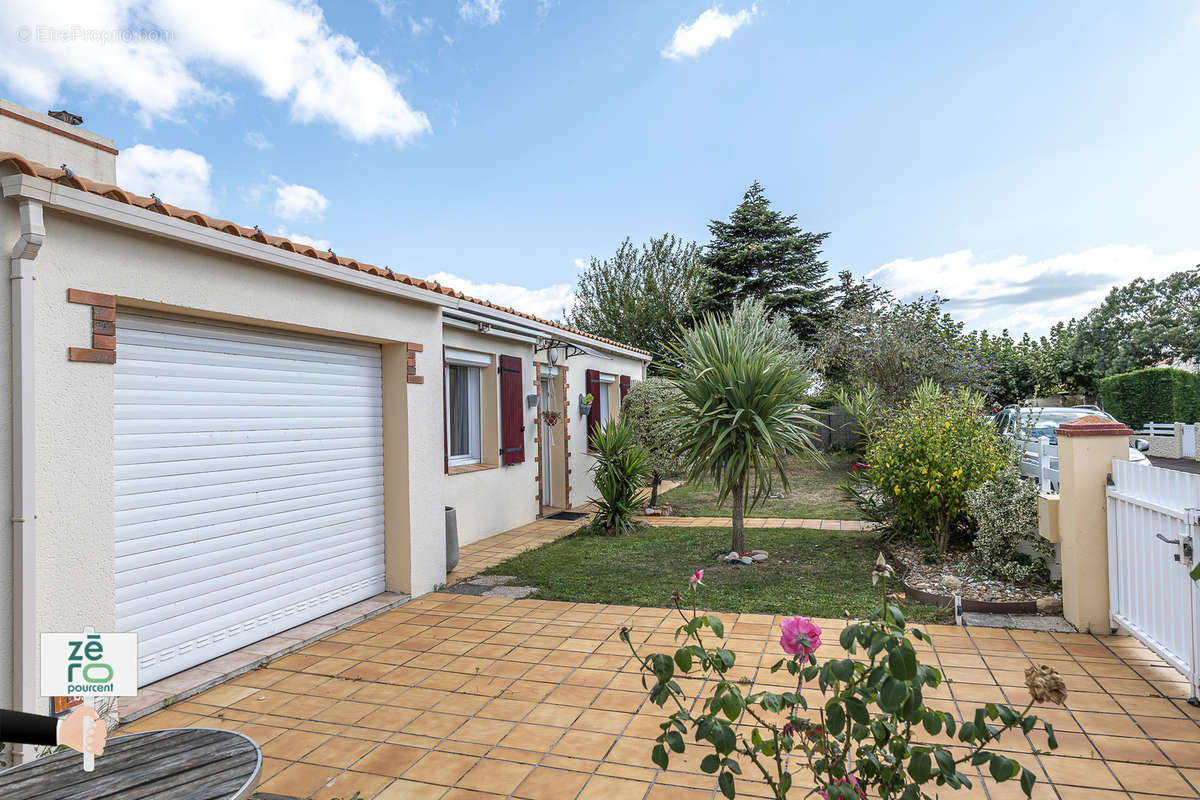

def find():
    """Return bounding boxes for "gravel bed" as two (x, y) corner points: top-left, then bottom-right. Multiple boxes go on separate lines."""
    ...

(889, 542), (1059, 604)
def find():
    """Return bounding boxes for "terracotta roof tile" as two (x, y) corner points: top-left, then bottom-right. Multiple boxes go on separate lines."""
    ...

(0, 150), (650, 358)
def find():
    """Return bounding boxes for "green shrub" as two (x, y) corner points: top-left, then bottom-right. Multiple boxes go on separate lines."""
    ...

(621, 377), (685, 507)
(862, 381), (1008, 555)
(1098, 367), (1200, 429)
(587, 418), (650, 535)
(965, 465), (1053, 583)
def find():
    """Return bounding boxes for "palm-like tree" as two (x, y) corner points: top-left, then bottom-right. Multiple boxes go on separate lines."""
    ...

(666, 303), (821, 553)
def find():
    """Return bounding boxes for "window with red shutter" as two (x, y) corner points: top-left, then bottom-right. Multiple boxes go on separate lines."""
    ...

(499, 354), (525, 465)
(586, 368), (602, 450)
(619, 375), (631, 404)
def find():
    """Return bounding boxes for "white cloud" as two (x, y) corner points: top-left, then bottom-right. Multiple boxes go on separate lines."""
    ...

(410, 16), (434, 34)
(275, 227), (331, 251)
(662, 5), (757, 60)
(458, 0), (503, 25)
(0, 0), (431, 146)
(371, 0), (397, 17)
(573, 258), (587, 270)
(427, 271), (574, 321)
(117, 143), (214, 209)
(868, 245), (1200, 336)
(243, 130), (272, 150)
(271, 177), (329, 220)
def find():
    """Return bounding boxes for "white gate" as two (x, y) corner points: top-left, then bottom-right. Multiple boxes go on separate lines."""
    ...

(1184, 424), (1197, 459)
(1106, 460), (1200, 701)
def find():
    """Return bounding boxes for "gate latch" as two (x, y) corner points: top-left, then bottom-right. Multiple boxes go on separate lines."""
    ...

(1157, 533), (1195, 565)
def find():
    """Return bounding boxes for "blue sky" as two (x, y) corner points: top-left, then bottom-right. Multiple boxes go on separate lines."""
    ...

(2, 0), (1198, 334)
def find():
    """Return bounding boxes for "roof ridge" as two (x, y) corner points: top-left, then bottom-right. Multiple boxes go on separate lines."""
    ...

(0, 150), (650, 358)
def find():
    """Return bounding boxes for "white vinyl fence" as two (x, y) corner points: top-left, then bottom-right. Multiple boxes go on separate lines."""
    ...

(1106, 460), (1200, 701)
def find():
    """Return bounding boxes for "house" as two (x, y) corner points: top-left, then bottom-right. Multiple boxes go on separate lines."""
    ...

(0, 100), (649, 720)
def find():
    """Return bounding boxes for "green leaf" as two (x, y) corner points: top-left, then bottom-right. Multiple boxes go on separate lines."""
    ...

(1020, 768), (1037, 797)
(650, 654), (674, 684)
(831, 659), (855, 682)
(674, 648), (693, 673)
(922, 710), (943, 736)
(721, 690), (742, 721)
(879, 676), (908, 711)
(651, 744), (668, 770)
(1044, 721), (1058, 749)
(887, 643), (918, 681)
(826, 702), (846, 735)
(933, 748), (956, 779)
(990, 754), (1019, 782)
(665, 730), (685, 753)
(701, 754), (720, 774)
(845, 696), (869, 725)
(707, 615), (725, 639)
(839, 625), (857, 651)
(718, 771), (735, 799)
(907, 750), (931, 782)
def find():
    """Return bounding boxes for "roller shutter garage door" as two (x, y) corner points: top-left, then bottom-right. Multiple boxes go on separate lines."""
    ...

(115, 312), (385, 686)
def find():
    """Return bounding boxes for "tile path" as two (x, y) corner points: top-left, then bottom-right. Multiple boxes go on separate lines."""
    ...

(125, 592), (1200, 800)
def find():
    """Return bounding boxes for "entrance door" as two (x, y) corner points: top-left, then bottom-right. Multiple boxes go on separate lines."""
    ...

(540, 376), (554, 507)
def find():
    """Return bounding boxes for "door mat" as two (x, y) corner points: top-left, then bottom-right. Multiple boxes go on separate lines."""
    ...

(546, 510), (587, 521)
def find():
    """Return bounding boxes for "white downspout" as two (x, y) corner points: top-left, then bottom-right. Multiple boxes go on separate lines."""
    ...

(10, 197), (44, 763)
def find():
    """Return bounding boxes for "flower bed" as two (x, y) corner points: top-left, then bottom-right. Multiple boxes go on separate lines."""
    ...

(885, 542), (1062, 614)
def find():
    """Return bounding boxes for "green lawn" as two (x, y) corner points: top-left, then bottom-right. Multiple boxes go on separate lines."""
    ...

(659, 452), (865, 520)
(483, 525), (950, 623)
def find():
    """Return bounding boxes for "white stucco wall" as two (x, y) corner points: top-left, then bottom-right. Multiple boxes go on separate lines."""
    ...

(561, 352), (648, 506)
(20, 209), (446, 708)
(441, 328), (540, 546)
(0, 99), (117, 183)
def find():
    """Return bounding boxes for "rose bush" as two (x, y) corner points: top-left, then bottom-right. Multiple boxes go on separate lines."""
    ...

(621, 564), (1063, 799)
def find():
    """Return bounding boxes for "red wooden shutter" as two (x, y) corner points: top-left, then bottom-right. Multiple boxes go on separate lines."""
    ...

(441, 346), (448, 473)
(499, 355), (525, 465)
(619, 375), (631, 404)
(586, 368), (602, 449)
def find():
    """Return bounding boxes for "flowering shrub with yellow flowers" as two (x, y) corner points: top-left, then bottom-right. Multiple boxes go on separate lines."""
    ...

(855, 380), (1008, 555)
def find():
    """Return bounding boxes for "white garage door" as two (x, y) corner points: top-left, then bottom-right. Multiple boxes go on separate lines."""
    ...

(115, 312), (386, 685)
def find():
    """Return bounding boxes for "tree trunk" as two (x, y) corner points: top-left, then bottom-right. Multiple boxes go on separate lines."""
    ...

(730, 471), (746, 554)
(649, 473), (661, 508)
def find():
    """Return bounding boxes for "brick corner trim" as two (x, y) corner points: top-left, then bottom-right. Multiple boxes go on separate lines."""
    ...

(67, 288), (117, 364)
(406, 342), (425, 384)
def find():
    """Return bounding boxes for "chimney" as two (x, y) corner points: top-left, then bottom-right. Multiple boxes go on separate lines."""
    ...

(0, 98), (117, 184)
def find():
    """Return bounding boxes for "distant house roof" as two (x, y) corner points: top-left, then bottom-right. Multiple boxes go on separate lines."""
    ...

(0, 150), (651, 358)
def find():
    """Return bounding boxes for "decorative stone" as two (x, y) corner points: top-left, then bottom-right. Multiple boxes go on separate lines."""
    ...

(739, 556), (755, 565)
(723, 552), (742, 563)
(939, 575), (963, 591)
(1036, 597), (1063, 615)
(751, 553), (768, 562)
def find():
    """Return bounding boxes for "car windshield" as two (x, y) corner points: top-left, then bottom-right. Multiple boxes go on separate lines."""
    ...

(1012, 408), (1113, 443)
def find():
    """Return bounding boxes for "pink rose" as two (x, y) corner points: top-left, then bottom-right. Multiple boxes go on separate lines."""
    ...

(690, 569), (704, 587)
(779, 616), (822, 659)
(818, 776), (865, 800)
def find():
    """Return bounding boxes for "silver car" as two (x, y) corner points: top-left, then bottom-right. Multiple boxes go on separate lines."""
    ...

(992, 406), (1151, 490)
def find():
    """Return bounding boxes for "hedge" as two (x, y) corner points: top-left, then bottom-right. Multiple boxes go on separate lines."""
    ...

(1098, 367), (1200, 430)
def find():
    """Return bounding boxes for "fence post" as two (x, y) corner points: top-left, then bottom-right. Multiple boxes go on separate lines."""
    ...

(1055, 415), (1132, 633)
(1038, 435), (1050, 486)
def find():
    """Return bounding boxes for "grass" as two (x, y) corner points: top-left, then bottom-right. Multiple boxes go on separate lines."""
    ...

(659, 451), (865, 520)
(482, 525), (951, 623)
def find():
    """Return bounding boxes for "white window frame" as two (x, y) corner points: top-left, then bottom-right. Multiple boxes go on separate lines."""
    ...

(597, 372), (615, 425)
(445, 352), (487, 466)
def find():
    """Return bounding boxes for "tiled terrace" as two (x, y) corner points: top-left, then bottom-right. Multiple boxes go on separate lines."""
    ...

(125, 592), (1200, 800)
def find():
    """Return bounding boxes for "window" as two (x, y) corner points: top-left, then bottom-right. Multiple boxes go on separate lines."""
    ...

(597, 373), (615, 424)
(445, 362), (482, 466)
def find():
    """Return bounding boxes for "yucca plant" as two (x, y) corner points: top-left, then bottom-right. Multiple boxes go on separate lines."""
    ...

(666, 302), (821, 553)
(588, 418), (651, 535)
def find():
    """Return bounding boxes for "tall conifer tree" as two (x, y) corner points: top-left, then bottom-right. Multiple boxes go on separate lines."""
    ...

(702, 181), (834, 339)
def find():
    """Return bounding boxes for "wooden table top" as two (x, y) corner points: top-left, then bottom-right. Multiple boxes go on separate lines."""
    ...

(0, 728), (261, 800)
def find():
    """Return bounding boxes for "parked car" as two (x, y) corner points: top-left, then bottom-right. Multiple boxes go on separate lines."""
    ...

(992, 406), (1151, 490)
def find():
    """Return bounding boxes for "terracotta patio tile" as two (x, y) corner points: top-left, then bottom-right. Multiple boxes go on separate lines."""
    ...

(260, 728), (330, 760)
(551, 730), (617, 760)
(353, 743), (426, 777)
(452, 717), (517, 745)
(302, 735), (377, 768)
(258, 762), (340, 797)
(405, 711), (469, 737)
(577, 774), (652, 800)
(375, 778), (450, 800)
(404, 751), (480, 785)
(1109, 760), (1198, 796)
(456, 758), (535, 794)
(513, 766), (590, 800)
